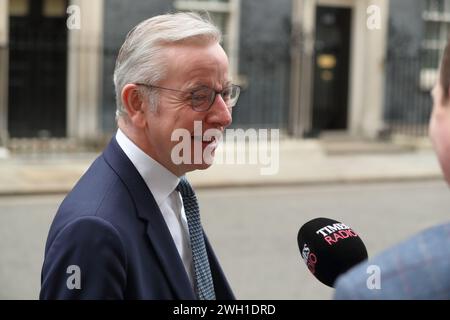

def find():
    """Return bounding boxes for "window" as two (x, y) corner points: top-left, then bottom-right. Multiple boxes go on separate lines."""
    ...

(421, 0), (450, 90)
(174, 0), (241, 81)
(9, 0), (29, 16)
(43, 0), (66, 17)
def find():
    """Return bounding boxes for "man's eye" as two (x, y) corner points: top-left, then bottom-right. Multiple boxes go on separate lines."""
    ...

(222, 88), (232, 99)
(192, 95), (208, 101)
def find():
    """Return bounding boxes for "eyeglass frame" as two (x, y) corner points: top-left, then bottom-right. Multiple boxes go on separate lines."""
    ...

(134, 82), (241, 112)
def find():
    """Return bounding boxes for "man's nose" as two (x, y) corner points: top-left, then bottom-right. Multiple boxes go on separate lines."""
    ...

(206, 94), (232, 128)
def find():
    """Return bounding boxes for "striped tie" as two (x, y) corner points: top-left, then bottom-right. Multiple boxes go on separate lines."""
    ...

(177, 177), (216, 300)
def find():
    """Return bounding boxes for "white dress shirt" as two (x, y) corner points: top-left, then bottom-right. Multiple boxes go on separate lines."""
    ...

(115, 129), (195, 287)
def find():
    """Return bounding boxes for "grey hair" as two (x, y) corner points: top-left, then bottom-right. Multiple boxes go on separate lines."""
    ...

(113, 12), (222, 119)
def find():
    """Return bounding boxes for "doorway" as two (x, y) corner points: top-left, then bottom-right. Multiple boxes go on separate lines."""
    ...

(311, 6), (351, 134)
(8, 0), (68, 138)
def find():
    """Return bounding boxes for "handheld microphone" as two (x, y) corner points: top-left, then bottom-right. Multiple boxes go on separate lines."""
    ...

(297, 217), (368, 287)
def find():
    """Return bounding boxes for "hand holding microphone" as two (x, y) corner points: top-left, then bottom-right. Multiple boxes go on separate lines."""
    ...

(297, 217), (368, 287)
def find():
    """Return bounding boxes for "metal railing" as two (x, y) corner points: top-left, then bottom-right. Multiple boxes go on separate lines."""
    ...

(384, 52), (434, 137)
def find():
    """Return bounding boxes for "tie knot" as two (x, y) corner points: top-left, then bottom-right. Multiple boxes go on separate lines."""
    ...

(176, 177), (194, 197)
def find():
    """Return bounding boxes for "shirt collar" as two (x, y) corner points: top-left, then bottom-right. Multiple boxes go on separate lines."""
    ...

(115, 129), (180, 207)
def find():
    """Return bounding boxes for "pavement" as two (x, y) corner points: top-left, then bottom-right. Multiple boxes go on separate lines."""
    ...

(0, 135), (444, 196)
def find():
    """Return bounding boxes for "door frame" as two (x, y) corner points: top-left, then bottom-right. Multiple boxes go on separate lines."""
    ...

(0, 0), (8, 145)
(67, 0), (103, 141)
(290, 0), (388, 138)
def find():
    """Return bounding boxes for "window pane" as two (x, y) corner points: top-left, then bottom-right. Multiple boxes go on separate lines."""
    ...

(426, 0), (444, 12)
(422, 49), (440, 69)
(43, 0), (66, 17)
(425, 21), (441, 40)
(208, 12), (229, 50)
(9, 0), (29, 16)
(446, 22), (450, 39)
(174, 0), (232, 55)
(209, 12), (227, 32)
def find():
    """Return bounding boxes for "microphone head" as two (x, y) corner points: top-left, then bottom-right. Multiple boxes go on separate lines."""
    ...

(297, 217), (368, 287)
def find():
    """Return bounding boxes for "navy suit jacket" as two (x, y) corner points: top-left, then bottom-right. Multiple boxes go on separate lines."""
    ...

(334, 222), (450, 299)
(40, 138), (235, 300)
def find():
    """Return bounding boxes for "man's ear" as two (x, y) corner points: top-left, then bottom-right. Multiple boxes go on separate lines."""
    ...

(121, 84), (147, 127)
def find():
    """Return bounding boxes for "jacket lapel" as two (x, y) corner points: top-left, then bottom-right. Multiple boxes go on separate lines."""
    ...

(204, 235), (235, 300)
(102, 137), (196, 300)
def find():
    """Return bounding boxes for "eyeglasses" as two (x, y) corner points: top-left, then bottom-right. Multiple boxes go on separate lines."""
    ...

(135, 83), (241, 112)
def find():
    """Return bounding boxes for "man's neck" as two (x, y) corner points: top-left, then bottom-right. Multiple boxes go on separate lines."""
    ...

(117, 123), (185, 177)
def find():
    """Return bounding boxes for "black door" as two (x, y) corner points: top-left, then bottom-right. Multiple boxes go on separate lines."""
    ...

(8, 0), (68, 138)
(311, 6), (351, 133)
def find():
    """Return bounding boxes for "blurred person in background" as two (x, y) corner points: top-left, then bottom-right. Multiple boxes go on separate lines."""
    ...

(333, 41), (450, 300)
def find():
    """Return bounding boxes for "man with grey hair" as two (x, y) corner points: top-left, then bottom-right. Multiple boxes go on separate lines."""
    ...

(40, 12), (239, 300)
